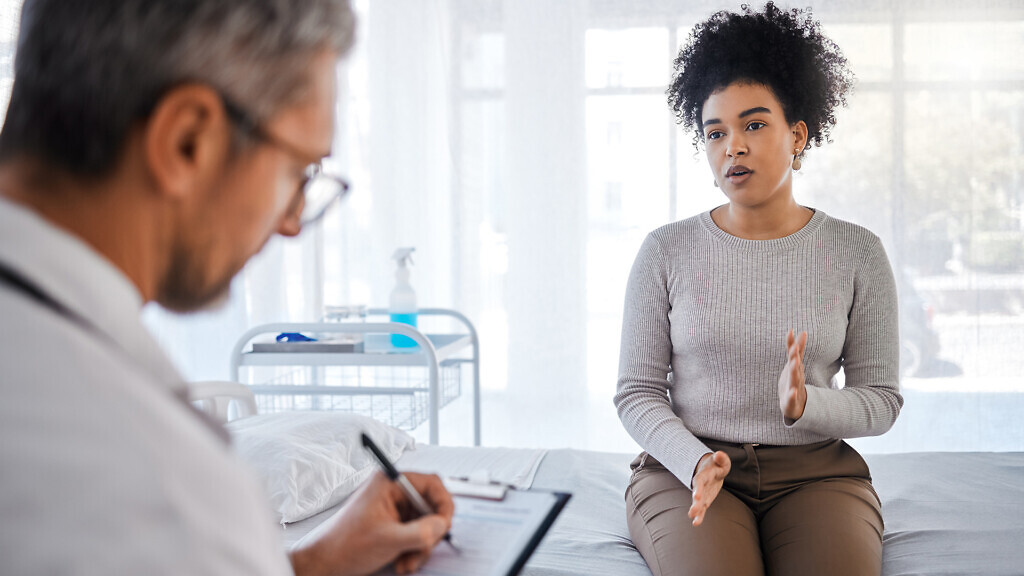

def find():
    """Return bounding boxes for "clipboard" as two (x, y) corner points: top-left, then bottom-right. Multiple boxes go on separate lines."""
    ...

(379, 477), (571, 576)
(501, 489), (571, 576)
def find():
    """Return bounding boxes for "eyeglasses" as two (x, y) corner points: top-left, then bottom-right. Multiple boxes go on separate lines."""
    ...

(220, 95), (350, 228)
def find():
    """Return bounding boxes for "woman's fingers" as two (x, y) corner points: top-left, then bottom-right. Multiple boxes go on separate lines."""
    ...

(688, 489), (705, 521)
(688, 451), (730, 527)
(779, 331), (808, 421)
(688, 486), (710, 525)
(785, 330), (808, 363)
(712, 450), (731, 476)
(690, 507), (707, 526)
(793, 332), (807, 381)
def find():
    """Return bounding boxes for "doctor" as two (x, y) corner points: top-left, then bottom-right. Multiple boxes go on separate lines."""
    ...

(0, 1), (451, 574)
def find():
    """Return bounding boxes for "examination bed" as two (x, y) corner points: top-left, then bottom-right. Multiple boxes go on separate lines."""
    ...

(277, 445), (1024, 576)
(192, 383), (1024, 575)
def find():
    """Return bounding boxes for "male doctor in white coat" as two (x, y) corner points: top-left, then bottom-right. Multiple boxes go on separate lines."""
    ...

(0, 1), (452, 574)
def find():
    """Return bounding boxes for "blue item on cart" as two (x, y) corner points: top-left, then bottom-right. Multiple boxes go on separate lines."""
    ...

(276, 332), (316, 342)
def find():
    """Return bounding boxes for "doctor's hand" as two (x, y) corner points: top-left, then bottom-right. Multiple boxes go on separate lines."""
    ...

(688, 451), (731, 527)
(289, 471), (455, 576)
(778, 329), (808, 423)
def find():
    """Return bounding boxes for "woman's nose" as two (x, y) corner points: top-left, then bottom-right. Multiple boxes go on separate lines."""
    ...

(726, 133), (748, 157)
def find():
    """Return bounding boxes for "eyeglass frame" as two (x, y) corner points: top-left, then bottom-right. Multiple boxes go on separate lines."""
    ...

(219, 95), (350, 227)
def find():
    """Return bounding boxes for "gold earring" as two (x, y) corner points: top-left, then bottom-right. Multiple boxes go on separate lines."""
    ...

(792, 151), (802, 171)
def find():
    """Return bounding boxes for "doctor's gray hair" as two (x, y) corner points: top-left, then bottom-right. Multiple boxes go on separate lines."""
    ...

(0, 0), (355, 177)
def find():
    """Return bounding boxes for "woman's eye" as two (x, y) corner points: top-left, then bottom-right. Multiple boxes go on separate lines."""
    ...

(707, 131), (724, 140)
(747, 121), (766, 131)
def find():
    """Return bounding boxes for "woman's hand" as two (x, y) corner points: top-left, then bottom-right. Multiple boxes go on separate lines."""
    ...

(688, 451), (731, 527)
(778, 329), (808, 422)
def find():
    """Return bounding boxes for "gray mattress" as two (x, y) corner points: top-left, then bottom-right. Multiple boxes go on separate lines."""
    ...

(522, 450), (1024, 576)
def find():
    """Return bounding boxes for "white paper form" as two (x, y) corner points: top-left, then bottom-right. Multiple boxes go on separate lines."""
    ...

(378, 490), (564, 576)
(396, 446), (548, 489)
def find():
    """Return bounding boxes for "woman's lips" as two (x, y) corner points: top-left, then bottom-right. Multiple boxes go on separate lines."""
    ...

(725, 165), (752, 184)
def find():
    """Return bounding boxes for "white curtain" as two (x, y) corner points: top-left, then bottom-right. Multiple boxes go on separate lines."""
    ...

(4, 0), (1023, 453)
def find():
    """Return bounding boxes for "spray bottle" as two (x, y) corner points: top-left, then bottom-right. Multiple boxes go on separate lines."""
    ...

(389, 247), (418, 348)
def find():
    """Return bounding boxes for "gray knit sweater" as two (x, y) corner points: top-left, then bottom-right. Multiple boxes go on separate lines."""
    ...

(614, 208), (903, 489)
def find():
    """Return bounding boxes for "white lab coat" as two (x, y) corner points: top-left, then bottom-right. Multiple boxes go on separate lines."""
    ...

(0, 197), (293, 575)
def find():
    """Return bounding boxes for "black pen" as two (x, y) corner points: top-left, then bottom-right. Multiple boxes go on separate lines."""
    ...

(361, 433), (460, 553)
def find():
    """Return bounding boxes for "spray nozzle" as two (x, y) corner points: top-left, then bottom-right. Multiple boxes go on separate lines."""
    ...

(392, 247), (415, 268)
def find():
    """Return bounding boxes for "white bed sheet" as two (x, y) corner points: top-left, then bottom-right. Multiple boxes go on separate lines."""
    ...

(868, 451), (1024, 576)
(279, 445), (547, 549)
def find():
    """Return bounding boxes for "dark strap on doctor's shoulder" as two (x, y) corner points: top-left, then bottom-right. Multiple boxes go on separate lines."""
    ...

(0, 260), (231, 444)
(0, 260), (102, 339)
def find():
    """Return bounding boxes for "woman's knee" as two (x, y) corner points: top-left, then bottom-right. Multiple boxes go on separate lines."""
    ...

(760, 478), (883, 576)
(626, 468), (763, 576)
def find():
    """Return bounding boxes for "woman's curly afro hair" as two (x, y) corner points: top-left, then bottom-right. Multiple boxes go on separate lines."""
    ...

(668, 2), (854, 155)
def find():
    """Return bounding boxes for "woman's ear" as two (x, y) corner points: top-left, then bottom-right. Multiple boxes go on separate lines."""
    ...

(791, 120), (809, 153)
(142, 84), (232, 200)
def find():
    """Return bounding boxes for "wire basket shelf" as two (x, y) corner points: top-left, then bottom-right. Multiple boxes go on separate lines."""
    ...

(246, 361), (463, 430)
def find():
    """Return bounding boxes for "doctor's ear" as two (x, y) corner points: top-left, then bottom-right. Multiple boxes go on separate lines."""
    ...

(142, 84), (235, 200)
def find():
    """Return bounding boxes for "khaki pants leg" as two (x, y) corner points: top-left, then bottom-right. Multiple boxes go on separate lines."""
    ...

(760, 477), (883, 576)
(624, 453), (765, 576)
(751, 441), (883, 576)
(624, 441), (883, 576)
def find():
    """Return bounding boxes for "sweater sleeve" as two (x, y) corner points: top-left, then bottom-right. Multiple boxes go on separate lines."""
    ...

(788, 235), (904, 437)
(613, 233), (712, 490)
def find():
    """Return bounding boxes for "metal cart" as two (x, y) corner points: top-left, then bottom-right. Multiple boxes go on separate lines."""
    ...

(229, 308), (480, 445)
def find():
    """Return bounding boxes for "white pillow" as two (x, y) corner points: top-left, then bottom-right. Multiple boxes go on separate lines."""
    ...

(226, 411), (415, 523)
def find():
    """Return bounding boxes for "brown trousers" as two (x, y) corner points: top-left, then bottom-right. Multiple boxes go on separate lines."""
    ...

(625, 439), (883, 576)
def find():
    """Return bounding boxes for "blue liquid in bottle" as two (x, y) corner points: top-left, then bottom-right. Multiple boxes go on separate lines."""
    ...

(390, 313), (419, 348)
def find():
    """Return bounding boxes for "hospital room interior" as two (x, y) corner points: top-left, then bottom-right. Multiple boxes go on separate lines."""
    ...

(2, 0), (1023, 573)
(119, 0), (1024, 454)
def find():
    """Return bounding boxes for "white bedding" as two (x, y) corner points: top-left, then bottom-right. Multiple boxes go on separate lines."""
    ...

(868, 452), (1024, 576)
(279, 445), (547, 549)
(279, 448), (1024, 575)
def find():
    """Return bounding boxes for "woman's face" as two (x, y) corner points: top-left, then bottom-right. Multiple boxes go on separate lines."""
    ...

(700, 82), (807, 210)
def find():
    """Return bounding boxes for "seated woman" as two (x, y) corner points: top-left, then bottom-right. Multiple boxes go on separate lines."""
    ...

(614, 3), (904, 576)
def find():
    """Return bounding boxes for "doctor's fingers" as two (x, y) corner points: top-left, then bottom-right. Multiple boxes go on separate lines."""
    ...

(393, 548), (435, 576)
(402, 472), (455, 521)
(385, 514), (449, 556)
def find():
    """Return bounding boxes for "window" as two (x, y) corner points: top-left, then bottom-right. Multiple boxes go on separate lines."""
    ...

(449, 1), (1024, 451)
(5, 1), (1021, 451)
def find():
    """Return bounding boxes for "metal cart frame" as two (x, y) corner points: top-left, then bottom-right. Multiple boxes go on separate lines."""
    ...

(230, 308), (480, 445)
